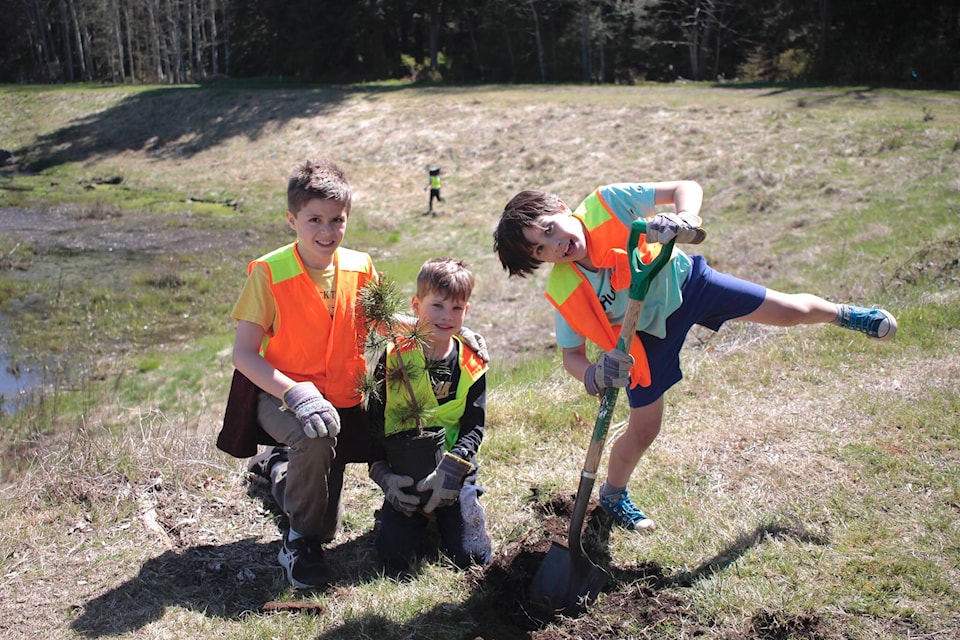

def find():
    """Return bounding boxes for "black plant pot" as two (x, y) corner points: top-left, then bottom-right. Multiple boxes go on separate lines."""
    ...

(382, 427), (445, 506)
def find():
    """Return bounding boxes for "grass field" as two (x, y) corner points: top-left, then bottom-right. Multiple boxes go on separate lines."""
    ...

(0, 81), (958, 639)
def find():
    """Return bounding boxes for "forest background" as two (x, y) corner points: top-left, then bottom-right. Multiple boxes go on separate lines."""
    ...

(2, 0), (959, 88)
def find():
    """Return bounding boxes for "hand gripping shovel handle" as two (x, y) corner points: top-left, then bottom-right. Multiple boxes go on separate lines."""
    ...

(569, 220), (676, 555)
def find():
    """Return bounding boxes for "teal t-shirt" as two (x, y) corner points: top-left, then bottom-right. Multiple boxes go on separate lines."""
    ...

(554, 183), (692, 349)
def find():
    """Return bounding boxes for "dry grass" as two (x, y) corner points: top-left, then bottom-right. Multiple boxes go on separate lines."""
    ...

(1, 82), (959, 639)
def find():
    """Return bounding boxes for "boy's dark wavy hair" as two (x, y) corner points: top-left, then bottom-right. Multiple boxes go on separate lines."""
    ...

(492, 190), (561, 278)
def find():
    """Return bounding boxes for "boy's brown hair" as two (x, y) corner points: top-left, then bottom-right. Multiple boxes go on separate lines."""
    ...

(492, 190), (562, 278)
(287, 158), (353, 215)
(417, 257), (474, 302)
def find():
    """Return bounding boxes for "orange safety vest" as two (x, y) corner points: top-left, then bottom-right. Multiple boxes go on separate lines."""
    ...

(545, 189), (663, 388)
(384, 337), (487, 451)
(253, 242), (375, 406)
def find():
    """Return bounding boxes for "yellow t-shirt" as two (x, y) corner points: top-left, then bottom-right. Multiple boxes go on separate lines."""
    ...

(231, 262), (337, 332)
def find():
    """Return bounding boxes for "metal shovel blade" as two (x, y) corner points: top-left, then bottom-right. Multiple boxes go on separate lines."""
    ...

(529, 541), (608, 614)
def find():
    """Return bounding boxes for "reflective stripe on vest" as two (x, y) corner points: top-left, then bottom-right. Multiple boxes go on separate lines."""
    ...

(254, 243), (374, 406)
(545, 189), (657, 388)
(384, 337), (487, 451)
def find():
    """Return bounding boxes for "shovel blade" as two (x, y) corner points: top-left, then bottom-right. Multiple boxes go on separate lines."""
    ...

(529, 542), (608, 615)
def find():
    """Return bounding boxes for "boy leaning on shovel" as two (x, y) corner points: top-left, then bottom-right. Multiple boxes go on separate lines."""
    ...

(493, 180), (897, 533)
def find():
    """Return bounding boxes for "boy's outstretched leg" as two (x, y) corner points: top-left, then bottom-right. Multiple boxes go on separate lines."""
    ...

(600, 398), (663, 532)
(741, 291), (897, 340)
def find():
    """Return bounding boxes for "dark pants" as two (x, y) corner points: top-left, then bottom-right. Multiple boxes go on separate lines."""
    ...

(375, 483), (491, 569)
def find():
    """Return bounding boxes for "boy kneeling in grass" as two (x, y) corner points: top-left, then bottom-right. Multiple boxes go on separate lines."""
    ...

(366, 257), (492, 570)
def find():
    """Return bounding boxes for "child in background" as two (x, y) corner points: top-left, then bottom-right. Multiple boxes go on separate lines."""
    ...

(493, 180), (897, 533)
(366, 257), (492, 570)
(426, 166), (444, 214)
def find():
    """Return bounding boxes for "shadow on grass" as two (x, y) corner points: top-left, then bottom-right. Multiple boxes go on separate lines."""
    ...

(68, 531), (386, 638)
(11, 80), (522, 173)
(68, 485), (832, 640)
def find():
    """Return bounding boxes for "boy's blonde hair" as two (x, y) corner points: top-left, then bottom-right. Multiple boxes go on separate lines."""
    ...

(417, 257), (474, 302)
(287, 158), (352, 215)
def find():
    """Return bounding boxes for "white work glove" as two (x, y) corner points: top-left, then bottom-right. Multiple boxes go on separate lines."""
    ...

(583, 348), (634, 396)
(369, 461), (419, 516)
(645, 211), (707, 245)
(417, 452), (473, 514)
(281, 381), (341, 439)
(458, 326), (490, 363)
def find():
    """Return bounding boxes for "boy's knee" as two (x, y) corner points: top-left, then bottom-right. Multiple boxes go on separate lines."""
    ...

(455, 484), (492, 567)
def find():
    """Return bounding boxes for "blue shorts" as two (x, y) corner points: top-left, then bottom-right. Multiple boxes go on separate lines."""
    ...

(626, 255), (766, 408)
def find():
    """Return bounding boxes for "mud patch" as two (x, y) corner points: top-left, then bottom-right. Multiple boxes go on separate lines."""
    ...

(465, 489), (707, 639)
(0, 204), (263, 255)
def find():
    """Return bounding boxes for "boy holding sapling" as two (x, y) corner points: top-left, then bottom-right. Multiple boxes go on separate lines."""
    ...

(362, 257), (492, 570)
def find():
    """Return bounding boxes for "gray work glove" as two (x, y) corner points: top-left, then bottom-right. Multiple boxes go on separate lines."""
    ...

(417, 452), (473, 514)
(459, 326), (490, 363)
(281, 381), (341, 439)
(369, 461), (419, 516)
(645, 211), (707, 245)
(583, 348), (634, 396)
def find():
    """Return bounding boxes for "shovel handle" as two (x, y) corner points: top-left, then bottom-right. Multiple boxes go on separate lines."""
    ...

(571, 220), (674, 531)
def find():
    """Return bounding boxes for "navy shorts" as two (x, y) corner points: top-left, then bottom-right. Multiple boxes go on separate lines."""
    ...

(626, 254), (766, 408)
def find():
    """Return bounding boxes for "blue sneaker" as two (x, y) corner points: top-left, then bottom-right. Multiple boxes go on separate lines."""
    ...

(836, 305), (897, 340)
(599, 485), (656, 532)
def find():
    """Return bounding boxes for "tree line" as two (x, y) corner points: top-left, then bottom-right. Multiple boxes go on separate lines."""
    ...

(1, 0), (957, 86)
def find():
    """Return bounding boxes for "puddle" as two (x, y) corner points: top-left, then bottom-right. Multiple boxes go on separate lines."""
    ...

(0, 352), (40, 413)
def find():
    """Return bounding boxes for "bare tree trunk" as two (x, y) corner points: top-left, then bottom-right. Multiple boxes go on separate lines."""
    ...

(111, 0), (126, 82)
(122, 0), (135, 82)
(186, 0), (197, 80)
(219, 0), (229, 75)
(427, 0), (441, 72)
(68, 0), (93, 80)
(164, 0), (182, 82)
(529, 0), (546, 81)
(145, 0), (164, 81)
(686, 0), (701, 80)
(28, 0), (55, 81)
(580, 1), (590, 82)
(56, 0), (75, 81)
(817, 0), (829, 80)
(209, 0), (220, 76)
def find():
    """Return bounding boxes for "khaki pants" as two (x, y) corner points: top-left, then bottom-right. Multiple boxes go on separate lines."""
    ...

(256, 391), (383, 541)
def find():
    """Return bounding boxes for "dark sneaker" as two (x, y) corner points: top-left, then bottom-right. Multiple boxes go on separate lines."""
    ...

(599, 486), (656, 532)
(278, 533), (329, 589)
(836, 305), (897, 340)
(247, 446), (288, 485)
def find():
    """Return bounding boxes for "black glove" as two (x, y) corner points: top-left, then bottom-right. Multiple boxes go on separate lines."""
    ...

(281, 382), (341, 438)
(417, 452), (473, 514)
(369, 461), (419, 516)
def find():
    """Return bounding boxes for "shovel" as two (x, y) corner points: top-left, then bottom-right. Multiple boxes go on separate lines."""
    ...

(530, 219), (676, 614)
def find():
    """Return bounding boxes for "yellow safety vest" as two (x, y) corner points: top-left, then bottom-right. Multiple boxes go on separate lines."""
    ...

(383, 337), (487, 451)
